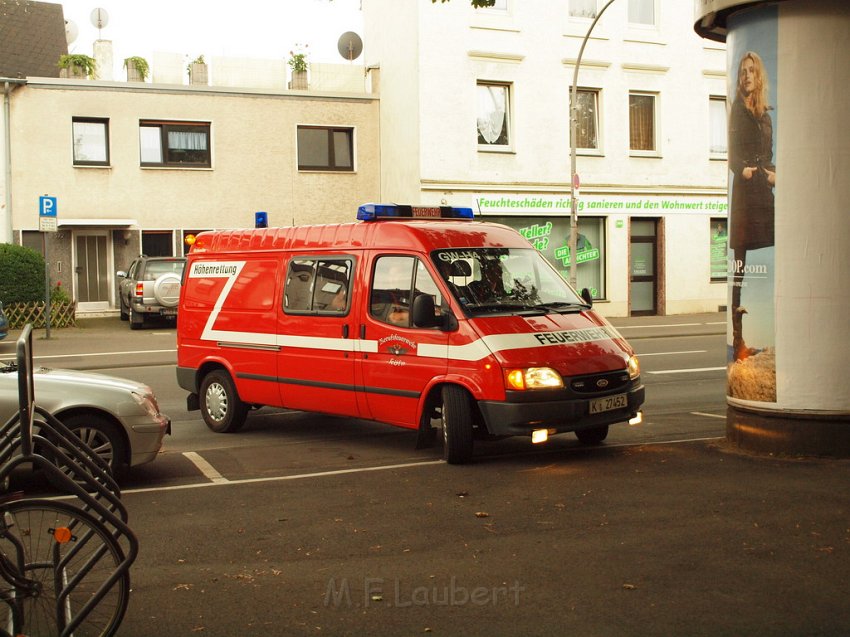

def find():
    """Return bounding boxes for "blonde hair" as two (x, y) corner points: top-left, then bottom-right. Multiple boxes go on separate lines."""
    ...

(737, 51), (769, 117)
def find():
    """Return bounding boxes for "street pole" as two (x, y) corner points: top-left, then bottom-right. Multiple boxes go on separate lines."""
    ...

(569, 0), (618, 289)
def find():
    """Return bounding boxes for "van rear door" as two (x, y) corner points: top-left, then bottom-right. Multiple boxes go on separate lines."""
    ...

(357, 254), (449, 428)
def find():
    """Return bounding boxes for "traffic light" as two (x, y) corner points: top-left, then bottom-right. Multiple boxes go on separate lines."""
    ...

(255, 211), (268, 228)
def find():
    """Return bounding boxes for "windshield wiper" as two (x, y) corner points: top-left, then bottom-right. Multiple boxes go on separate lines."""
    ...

(465, 302), (547, 315)
(536, 301), (589, 313)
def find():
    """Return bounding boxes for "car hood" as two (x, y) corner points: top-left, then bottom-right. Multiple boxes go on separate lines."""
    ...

(0, 366), (154, 421)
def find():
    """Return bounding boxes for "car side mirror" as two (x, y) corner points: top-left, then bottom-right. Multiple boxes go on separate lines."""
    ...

(411, 294), (439, 328)
(580, 287), (593, 308)
(117, 271), (127, 278)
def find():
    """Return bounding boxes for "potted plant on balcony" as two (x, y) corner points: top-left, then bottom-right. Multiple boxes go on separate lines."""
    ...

(187, 54), (208, 85)
(287, 44), (309, 89)
(58, 54), (97, 79)
(123, 56), (150, 82)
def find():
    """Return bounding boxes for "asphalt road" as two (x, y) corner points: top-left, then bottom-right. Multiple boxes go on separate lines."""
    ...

(3, 314), (849, 636)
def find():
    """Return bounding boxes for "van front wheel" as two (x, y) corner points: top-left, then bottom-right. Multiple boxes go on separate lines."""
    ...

(441, 385), (473, 464)
(200, 370), (248, 433)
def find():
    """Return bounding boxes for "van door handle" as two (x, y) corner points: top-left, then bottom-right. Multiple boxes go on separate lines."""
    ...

(342, 324), (349, 339)
(360, 324), (366, 339)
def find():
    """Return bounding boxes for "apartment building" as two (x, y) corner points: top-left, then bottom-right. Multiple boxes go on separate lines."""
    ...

(362, 0), (729, 316)
(3, 69), (380, 314)
(2, 0), (728, 317)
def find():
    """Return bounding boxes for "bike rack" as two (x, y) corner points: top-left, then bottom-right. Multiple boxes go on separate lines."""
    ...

(0, 324), (139, 636)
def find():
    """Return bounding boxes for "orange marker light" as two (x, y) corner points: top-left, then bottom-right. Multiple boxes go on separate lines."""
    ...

(52, 526), (73, 544)
(505, 369), (525, 390)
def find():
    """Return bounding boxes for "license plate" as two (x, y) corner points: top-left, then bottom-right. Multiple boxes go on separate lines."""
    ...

(160, 308), (177, 316)
(589, 393), (627, 414)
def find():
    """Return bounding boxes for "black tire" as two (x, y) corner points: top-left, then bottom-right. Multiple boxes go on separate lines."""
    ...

(441, 385), (474, 464)
(129, 308), (143, 330)
(575, 425), (609, 445)
(119, 297), (129, 321)
(0, 499), (130, 636)
(45, 414), (126, 491)
(200, 370), (248, 433)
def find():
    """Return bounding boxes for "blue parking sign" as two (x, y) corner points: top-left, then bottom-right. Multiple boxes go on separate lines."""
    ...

(39, 196), (57, 217)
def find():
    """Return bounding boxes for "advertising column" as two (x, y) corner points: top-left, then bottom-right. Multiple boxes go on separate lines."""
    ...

(695, 0), (850, 455)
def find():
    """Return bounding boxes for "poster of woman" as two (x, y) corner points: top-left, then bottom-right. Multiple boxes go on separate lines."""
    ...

(726, 8), (778, 402)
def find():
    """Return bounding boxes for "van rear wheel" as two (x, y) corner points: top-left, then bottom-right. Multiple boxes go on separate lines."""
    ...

(441, 385), (473, 464)
(200, 370), (248, 433)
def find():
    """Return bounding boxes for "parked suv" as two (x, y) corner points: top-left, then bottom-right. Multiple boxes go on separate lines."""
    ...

(117, 256), (186, 329)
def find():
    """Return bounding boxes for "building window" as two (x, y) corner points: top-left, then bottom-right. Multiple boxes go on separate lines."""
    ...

(628, 0), (655, 26)
(629, 92), (656, 153)
(297, 126), (354, 171)
(569, 0), (597, 18)
(477, 82), (511, 149)
(710, 218), (728, 282)
(140, 121), (211, 168)
(571, 88), (599, 150)
(709, 96), (728, 157)
(72, 117), (109, 166)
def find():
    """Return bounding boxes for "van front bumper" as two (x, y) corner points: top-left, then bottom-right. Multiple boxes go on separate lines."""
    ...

(477, 385), (645, 436)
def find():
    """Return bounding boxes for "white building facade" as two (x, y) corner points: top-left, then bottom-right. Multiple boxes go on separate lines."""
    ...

(363, 0), (729, 316)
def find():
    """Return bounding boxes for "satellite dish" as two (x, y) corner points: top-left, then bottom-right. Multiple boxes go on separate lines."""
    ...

(90, 7), (109, 29)
(337, 32), (363, 61)
(65, 20), (79, 45)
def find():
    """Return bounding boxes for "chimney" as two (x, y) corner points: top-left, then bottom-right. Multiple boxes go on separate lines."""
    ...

(93, 40), (114, 80)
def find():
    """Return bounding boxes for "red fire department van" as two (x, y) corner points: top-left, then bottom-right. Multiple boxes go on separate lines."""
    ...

(176, 204), (644, 464)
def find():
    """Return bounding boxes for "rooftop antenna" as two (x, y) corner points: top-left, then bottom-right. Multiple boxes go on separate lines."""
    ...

(337, 31), (363, 62)
(90, 8), (109, 39)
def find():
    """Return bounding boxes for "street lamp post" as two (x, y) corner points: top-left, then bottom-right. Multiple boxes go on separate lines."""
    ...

(569, 0), (618, 289)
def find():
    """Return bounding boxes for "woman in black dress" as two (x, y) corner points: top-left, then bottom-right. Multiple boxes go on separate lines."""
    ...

(728, 50), (776, 361)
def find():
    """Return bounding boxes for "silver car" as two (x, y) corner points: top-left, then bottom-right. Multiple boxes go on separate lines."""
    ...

(0, 361), (170, 481)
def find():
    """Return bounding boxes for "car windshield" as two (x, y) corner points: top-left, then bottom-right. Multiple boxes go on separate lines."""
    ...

(432, 248), (587, 315)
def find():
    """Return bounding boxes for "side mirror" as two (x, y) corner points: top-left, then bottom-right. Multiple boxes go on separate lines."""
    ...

(117, 271), (127, 278)
(580, 288), (593, 308)
(411, 294), (439, 328)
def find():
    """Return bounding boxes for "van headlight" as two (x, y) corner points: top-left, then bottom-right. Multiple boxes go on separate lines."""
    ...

(627, 355), (640, 380)
(504, 367), (564, 391)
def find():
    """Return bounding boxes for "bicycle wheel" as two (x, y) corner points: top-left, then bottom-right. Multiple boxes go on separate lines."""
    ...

(0, 499), (130, 637)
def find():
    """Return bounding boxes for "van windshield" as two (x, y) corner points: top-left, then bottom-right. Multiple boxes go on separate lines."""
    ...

(432, 248), (587, 315)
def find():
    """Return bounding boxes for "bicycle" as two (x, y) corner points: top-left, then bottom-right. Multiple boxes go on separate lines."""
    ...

(0, 325), (138, 636)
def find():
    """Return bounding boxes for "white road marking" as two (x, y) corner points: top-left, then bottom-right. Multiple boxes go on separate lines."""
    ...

(637, 350), (707, 357)
(183, 451), (229, 484)
(648, 366), (725, 374)
(691, 411), (726, 419)
(124, 459), (446, 494)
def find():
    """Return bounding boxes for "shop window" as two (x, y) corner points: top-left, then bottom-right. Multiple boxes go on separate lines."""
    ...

(710, 218), (728, 282)
(72, 117), (109, 166)
(477, 82), (511, 150)
(571, 88), (600, 150)
(709, 96), (728, 158)
(297, 126), (354, 171)
(487, 215), (607, 300)
(629, 92), (657, 153)
(140, 120), (211, 168)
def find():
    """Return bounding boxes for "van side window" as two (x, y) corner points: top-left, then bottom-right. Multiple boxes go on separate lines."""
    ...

(370, 256), (443, 328)
(284, 257), (353, 315)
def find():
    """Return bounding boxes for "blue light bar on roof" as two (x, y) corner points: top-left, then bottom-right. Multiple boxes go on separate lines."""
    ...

(357, 203), (474, 221)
